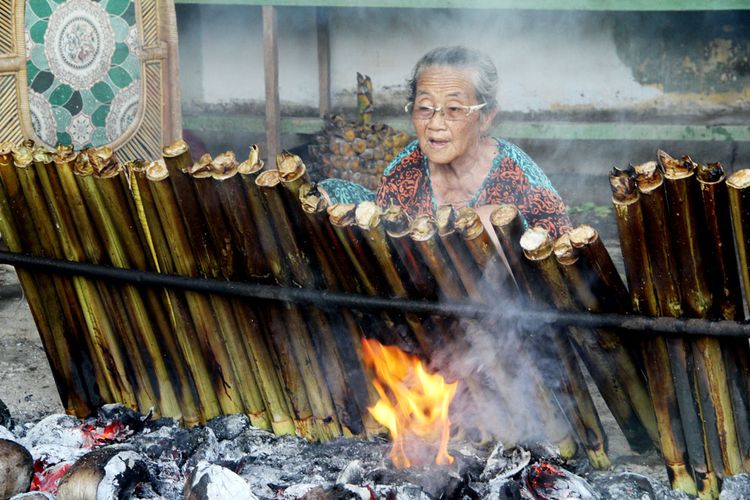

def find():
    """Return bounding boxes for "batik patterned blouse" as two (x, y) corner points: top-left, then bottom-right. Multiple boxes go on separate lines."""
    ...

(375, 139), (571, 239)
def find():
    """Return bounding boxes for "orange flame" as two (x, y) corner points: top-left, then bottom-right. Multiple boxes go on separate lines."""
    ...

(362, 338), (458, 468)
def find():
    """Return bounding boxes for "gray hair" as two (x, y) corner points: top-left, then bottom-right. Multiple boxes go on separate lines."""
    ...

(407, 46), (498, 114)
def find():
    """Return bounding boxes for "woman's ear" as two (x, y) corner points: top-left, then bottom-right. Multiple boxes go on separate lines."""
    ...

(480, 108), (497, 134)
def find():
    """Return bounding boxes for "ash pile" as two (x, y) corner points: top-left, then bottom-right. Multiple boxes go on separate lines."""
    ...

(2, 402), (737, 500)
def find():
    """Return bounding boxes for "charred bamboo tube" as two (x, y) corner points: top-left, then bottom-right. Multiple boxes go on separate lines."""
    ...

(520, 227), (610, 470)
(488, 204), (577, 459)
(715, 166), (750, 471)
(727, 170), (750, 320)
(71, 147), (189, 422)
(128, 161), (223, 423)
(610, 166), (696, 495)
(298, 184), (383, 438)
(356, 201), (433, 356)
(207, 152), (294, 435)
(554, 232), (658, 453)
(12, 145), (138, 408)
(328, 203), (410, 349)
(454, 207), (515, 297)
(636, 160), (719, 498)
(238, 158), (318, 438)
(255, 169), (343, 440)
(660, 151), (742, 479)
(0, 145), (93, 415)
(410, 215), (466, 300)
(382, 206), (438, 300)
(163, 143), (270, 429)
(145, 159), (250, 417)
(211, 151), (268, 280)
(436, 206), (482, 300)
(189, 152), (234, 278)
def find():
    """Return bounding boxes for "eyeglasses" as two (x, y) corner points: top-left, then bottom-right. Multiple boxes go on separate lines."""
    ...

(405, 102), (487, 121)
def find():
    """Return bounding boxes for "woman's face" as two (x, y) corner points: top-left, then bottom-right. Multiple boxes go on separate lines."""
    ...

(411, 66), (493, 165)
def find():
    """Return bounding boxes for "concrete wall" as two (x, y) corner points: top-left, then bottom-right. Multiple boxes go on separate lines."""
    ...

(175, 6), (750, 118)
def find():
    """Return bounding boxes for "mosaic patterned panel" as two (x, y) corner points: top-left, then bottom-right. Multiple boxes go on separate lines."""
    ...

(25, 0), (141, 148)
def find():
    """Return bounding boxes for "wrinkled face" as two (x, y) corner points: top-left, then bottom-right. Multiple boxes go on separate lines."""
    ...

(411, 66), (492, 165)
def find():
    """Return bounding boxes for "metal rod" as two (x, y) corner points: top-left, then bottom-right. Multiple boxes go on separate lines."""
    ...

(3, 249), (750, 338)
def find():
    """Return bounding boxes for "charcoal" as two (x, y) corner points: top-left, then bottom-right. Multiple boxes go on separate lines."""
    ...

(374, 484), (433, 500)
(589, 472), (656, 499)
(0, 425), (17, 443)
(184, 428), (220, 471)
(96, 403), (147, 432)
(131, 424), (182, 461)
(0, 438), (33, 499)
(283, 483), (321, 498)
(22, 414), (85, 449)
(720, 474), (750, 500)
(485, 477), (523, 500)
(0, 398), (10, 428)
(183, 461), (257, 500)
(301, 484), (371, 499)
(57, 445), (151, 499)
(206, 414), (250, 441)
(520, 461), (599, 500)
(481, 444), (531, 482)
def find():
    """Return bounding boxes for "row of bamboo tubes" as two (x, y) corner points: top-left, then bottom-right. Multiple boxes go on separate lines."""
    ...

(2, 139), (750, 498)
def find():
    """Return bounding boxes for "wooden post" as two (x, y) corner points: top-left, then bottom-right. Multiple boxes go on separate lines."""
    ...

(316, 7), (331, 118)
(263, 5), (280, 164)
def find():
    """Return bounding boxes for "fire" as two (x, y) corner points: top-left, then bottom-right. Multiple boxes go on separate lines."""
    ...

(362, 338), (458, 468)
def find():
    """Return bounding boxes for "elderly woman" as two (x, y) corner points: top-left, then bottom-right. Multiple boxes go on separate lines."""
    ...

(322, 46), (571, 238)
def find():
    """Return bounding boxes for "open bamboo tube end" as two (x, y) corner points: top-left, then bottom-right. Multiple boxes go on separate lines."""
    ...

(552, 233), (578, 266)
(256, 169), (281, 188)
(327, 203), (356, 226)
(609, 166), (639, 204)
(87, 146), (120, 178)
(276, 151), (305, 181)
(658, 149), (695, 180)
(190, 153), (213, 178)
(209, 151), (239, 180)
(52, 145), (77, 166)
(162, 139), (190, 158)
(696, 162), (724, 184)
(12, 145), (33, 168)
(31, 146), (53, 165)
(568, 224), (598, 248)
(727, 169), (750, 190)
(238, 145), (263, 174)
(435, 205), (456, 236)
(355, 201), (381, 229)
(410, 214), (437, 241)
(489, 204), (518, 227)
(454, 207), (483, 240)
(382, 205), (412, 237)
(299, 183), (328, 214)
(520, 227), (552, 261)
(634, 161), (663, 192)
(145, 159), (169, 182)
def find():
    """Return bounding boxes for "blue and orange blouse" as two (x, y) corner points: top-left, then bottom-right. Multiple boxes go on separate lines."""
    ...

(321, 138), (571, 239)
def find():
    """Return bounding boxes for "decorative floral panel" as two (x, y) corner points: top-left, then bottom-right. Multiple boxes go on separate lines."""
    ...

(25, 0), (141, 148)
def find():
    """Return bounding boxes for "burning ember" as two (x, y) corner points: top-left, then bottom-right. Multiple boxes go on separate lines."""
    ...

(362, 338), (458, 468)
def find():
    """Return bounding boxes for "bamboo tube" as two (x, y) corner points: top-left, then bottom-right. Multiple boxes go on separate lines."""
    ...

(636, 160), (719, 498)
(660, 151), (742, 479)
(610, 166), (697, 495)
(163, 143), (270, 429)
(0, 144), (93, 415)
(128, 161), (223, 423)
(488, 204), (577, 460)
(68, 147), (190, 423)
(554, 232), (659, 453)
(211, 151), (269, 280)
(207, 151), (295, 435)
(145, 159), (251, 418)
(238, 158), (319, 438)
(188, 152), (234, 279)
(12, 145), (138, 408)
(520, 227), (610, 470)
(255, 169), (343, 440)
(728, 169), (750, 470)
(382, 205), (438, 300)
(298, 184), (383, 438)
(436, 206), (482, 300)
(410, 215), (466, 299)
(454, 207), (516, 298)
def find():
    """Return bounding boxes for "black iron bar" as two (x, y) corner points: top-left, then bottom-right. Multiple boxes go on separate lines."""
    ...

(3, 249), (750, 338)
